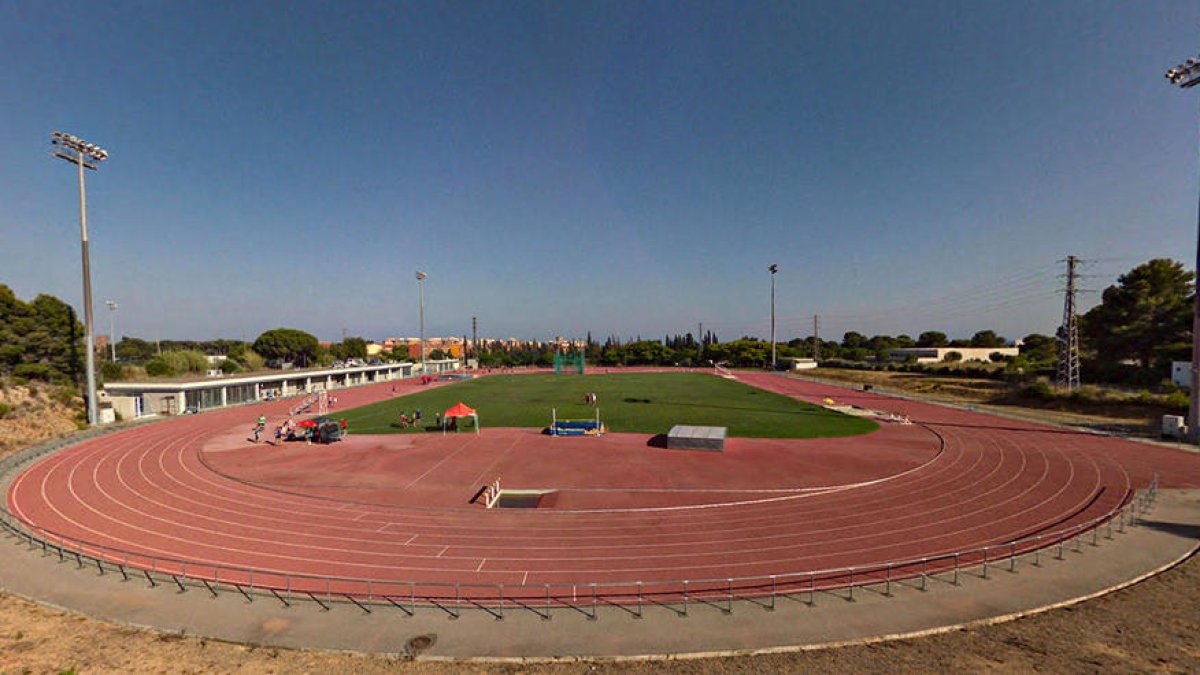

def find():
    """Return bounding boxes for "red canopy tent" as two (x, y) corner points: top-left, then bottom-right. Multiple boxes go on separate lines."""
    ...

(442, 402), (479, 434)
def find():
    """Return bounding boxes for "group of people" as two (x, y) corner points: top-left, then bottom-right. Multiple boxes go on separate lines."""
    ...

(251, 415), (348, 445)
(583, 392), (599, 405)
(398, 408), (422, 428)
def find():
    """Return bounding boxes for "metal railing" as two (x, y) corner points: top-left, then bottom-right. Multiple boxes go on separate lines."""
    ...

(0, 434), (1159, 617)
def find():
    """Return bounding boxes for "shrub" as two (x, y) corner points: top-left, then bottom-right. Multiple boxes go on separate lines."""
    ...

(942, 352), (962, 363)
(52, 388), (77, 407)
(161, 350), (208, 374)
(12, 363), (56, 381)
(0, 402), (11, 418)
(100, 361), (123, 382)
(1164, 390), (1190, 412)
(219, 359), (241, 374)
(1020, 381), (1054, 400)
(144, 359), (174, 377)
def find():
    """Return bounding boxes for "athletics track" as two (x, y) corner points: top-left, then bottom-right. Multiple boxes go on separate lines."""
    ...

(6, 371), (1200, 605)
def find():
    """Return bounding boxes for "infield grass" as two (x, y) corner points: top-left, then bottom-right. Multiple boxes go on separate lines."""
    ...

(337, 372), (877, 438)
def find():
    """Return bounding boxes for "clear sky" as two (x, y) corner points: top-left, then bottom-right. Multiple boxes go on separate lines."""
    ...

(2, 1), (1199, 345)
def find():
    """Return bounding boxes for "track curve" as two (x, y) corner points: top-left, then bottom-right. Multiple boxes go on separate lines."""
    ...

(7, 372), (1200, 600)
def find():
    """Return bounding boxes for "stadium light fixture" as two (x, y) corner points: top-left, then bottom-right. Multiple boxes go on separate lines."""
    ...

(416, 271), (427, 374)
(105, 299), (118, 362)
(51, 131), (109, 426)
(1165, 54), (1200, 441)
(769, 264), (778, 371)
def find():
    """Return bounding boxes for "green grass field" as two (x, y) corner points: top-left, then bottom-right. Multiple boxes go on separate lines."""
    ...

(337, 372), (877, 439)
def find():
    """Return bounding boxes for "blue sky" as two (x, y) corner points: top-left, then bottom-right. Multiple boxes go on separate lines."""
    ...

(2, 1), (1199, 344)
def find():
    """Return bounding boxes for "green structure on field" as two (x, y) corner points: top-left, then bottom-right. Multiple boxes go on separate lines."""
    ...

(553, 352), (585, 375)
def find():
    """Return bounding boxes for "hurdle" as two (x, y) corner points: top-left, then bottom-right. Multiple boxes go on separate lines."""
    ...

(484, 478), (502, 509)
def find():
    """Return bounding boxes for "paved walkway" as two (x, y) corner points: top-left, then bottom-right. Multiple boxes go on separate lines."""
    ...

(1, 488), (1196, 660)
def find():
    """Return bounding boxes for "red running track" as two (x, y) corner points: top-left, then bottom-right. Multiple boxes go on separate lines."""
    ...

(7, 373), (1200, 601)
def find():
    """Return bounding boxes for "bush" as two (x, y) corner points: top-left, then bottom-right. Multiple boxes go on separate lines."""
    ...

(144, 359), (174, 377)
(12, 363), (56, 381)
(1164, 390), (1190, 412)
(161, 350), (208, 374)
(0, 402), (11, 418)
(1020, 381), (1054, 400)
(52, 388), (77, 407)
(219, 359), (241, 374)
(100, 361), (123, 381)
(942, 352), (962, 363)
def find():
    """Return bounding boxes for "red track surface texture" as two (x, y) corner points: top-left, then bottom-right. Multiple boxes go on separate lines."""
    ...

(8, 373), (1200, 599)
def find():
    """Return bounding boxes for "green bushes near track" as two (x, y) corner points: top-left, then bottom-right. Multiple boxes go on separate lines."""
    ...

(336, 372), (877, 439)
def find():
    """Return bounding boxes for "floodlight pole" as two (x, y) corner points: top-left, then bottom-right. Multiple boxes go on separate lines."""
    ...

(416, 271), (427, 374)
(769, 264), (778, 370)
(105, 300), (118, 361)
(52, 132), (108, 426)
(1165, 55), (1200, 442)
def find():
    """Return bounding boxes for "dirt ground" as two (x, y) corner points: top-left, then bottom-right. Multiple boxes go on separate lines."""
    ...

(803, 369), (1166, 437)
(1, 374), (1198, 673)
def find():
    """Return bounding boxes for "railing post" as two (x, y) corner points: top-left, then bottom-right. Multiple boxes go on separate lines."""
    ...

(982, 547), (988, 579)
(885, 564), (892, 597)
(921, 558), (928, 591)
(498, 584), (505, 619)
(545, 583), (551, 619)
(637, 581), (644, 619)
(726, 578), (734, 613)
(848, 568), (855, 601)
(410, 581), (416, 615)
(456, 582), (462, 618)
(769, 575), (777, 610)
(591, 583), (597, 619)
(1056, 535), (1065, 560)
(1010, 542), (1017, 572)
(809, 572), (815, 605)
(953, 554), (960, 585)
(682, 580), (689, 615)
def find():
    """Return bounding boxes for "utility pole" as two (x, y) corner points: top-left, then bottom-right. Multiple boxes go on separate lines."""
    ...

(1057, 256), (1081, 391)
(813, 315), (820, 361)
(51, 132), (108, 426)
(768, 264), (778, 370)
(1165, 53), (1200, 441)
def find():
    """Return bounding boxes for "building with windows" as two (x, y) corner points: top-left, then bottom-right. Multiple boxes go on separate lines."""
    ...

(100, 359), (459, 419)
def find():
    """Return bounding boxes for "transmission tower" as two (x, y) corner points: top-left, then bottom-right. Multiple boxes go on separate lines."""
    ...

(1056, 256), (1081, 390)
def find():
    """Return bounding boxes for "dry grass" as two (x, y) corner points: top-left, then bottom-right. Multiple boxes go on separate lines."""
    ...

(0, 381), (82, 457)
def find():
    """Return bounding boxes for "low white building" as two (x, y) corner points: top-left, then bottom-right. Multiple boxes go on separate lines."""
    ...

(888, 347), (1019, 364)
(101, 359), (460, 419)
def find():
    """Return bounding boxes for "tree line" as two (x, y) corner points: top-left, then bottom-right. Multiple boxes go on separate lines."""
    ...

(1, 258), (1191, 390)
